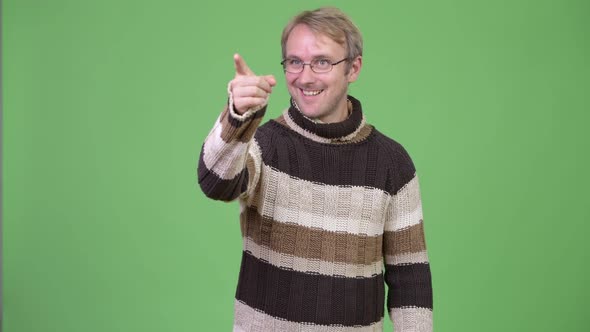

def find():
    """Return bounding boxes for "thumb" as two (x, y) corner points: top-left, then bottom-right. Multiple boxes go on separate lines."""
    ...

(263, 75), (277, 87)
(234, 53), (254, 76)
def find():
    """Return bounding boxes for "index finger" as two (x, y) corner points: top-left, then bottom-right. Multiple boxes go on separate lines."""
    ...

(234, 53), (254, 76)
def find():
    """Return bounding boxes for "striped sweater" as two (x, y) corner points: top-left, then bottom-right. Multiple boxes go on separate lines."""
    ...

(198, 95), (433, 331)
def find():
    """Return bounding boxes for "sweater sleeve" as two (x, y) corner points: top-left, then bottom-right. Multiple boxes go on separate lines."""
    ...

(197, 91), (266, 202)
(383, 159), (433, 331)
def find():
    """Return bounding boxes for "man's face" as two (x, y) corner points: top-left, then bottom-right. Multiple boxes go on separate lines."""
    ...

(284, 24), (362, 123)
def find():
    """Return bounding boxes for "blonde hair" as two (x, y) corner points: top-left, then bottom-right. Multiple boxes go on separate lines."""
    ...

(281, 7), (363, 72)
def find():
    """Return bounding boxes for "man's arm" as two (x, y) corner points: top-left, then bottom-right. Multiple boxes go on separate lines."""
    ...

(197, 54), (276, 201)
(383, 154), (433, 331)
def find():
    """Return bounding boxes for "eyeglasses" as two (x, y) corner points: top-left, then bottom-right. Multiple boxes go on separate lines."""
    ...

(281, 58), (348, 74)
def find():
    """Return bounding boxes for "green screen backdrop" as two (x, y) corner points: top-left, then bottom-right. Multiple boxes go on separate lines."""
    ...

(3, 0), (589, 331)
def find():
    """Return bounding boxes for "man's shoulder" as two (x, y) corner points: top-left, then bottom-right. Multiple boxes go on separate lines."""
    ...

(368, 127), (418, 190)
(250, 117), (289, 154)
(370, 127), (413, 161)
(254, 117), (283, 138)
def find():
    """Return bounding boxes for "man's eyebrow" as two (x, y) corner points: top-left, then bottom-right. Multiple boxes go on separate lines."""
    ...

(285, 54), (334, 60)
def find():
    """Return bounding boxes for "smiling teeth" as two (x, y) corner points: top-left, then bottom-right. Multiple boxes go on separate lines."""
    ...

(302, 90), (322, 96)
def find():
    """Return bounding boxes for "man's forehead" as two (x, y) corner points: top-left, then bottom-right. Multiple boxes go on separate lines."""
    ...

(285, 48), (346, 60)
(285, 27), (345, 58)
(285, 53), (334, 59)
(290, 25), (340, 42)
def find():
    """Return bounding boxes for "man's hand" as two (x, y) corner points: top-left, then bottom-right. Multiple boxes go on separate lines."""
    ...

(230, 53), (276, 114)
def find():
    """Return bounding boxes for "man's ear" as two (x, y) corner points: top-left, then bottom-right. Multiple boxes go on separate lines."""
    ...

(347, 56), (362, 83)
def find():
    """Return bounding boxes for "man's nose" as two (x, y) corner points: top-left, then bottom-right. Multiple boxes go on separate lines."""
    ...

(298, 64), (316, 83)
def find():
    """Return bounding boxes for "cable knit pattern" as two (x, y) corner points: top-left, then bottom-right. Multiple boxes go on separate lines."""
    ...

(198, 95), (433, 331)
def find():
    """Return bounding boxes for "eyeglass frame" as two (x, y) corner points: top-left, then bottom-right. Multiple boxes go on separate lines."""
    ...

(280, 57), (349, 74)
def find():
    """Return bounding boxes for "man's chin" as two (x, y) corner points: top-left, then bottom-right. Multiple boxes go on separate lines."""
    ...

(298, 107), (322, 120)
(291, 97), (325, 120)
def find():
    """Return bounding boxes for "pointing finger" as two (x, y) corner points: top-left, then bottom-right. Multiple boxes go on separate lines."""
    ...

(234, 53), (254, 76)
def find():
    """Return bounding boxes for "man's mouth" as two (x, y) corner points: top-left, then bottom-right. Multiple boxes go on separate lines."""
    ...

(301, 89), (324, 96)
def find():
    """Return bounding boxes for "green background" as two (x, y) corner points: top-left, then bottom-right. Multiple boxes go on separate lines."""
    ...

(3, 0), (589, 331)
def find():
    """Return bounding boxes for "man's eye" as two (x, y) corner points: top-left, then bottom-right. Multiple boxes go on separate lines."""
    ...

(289, 59), (302, 65)
(317, 59), (330, 66)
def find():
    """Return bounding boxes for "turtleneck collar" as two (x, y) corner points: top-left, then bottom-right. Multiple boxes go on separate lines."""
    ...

(282, 95), (367, 144)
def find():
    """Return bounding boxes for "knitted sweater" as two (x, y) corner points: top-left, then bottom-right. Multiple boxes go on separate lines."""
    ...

(198, 96), (433, 332)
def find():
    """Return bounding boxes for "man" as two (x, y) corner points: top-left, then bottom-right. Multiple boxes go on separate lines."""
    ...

(198, 7), (433, 332)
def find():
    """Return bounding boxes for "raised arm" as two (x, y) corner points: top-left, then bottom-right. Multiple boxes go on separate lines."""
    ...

(197, 54), (276, 201)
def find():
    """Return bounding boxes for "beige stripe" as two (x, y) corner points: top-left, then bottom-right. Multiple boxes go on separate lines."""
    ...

(281, 108), (369, 144)
(390, 307), (433, 332)
(251, 164), (390, 237)
(234, 300), (384, 332)
(243, 237), (383, 278)
(383, 222), (426, 256)
(385, 250), (429, 266)
(202, 115), (250, 180)
(384, 175), (423, 232)
(274, 114), (374, 144)
(241, 207), (383, 265)
(242, 139), (262, 200)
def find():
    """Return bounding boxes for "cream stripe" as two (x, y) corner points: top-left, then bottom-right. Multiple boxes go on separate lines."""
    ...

(234, 300), (384, 332)
(233, 325), (247, 332)
(385, 176), (424, 232)
(390, 307), (433, 332)
(241, 139), (262, 200)
(385, 250), (429, 266)
(253, 164), (390, 237)
(243, 237), (383, 278)
(203, 116), (249, 180)
(283, 108), (367, 143)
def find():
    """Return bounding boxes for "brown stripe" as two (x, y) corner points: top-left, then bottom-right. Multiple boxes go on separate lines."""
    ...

(240, 207), (383, 265)
(383, 221), (426, 256)
(236, 252), (385, 326)
(244, 237), (383, 277)
(219, 106), (264, 143)
(274, 113), (288, 127)
(348, 124), (374, 144)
